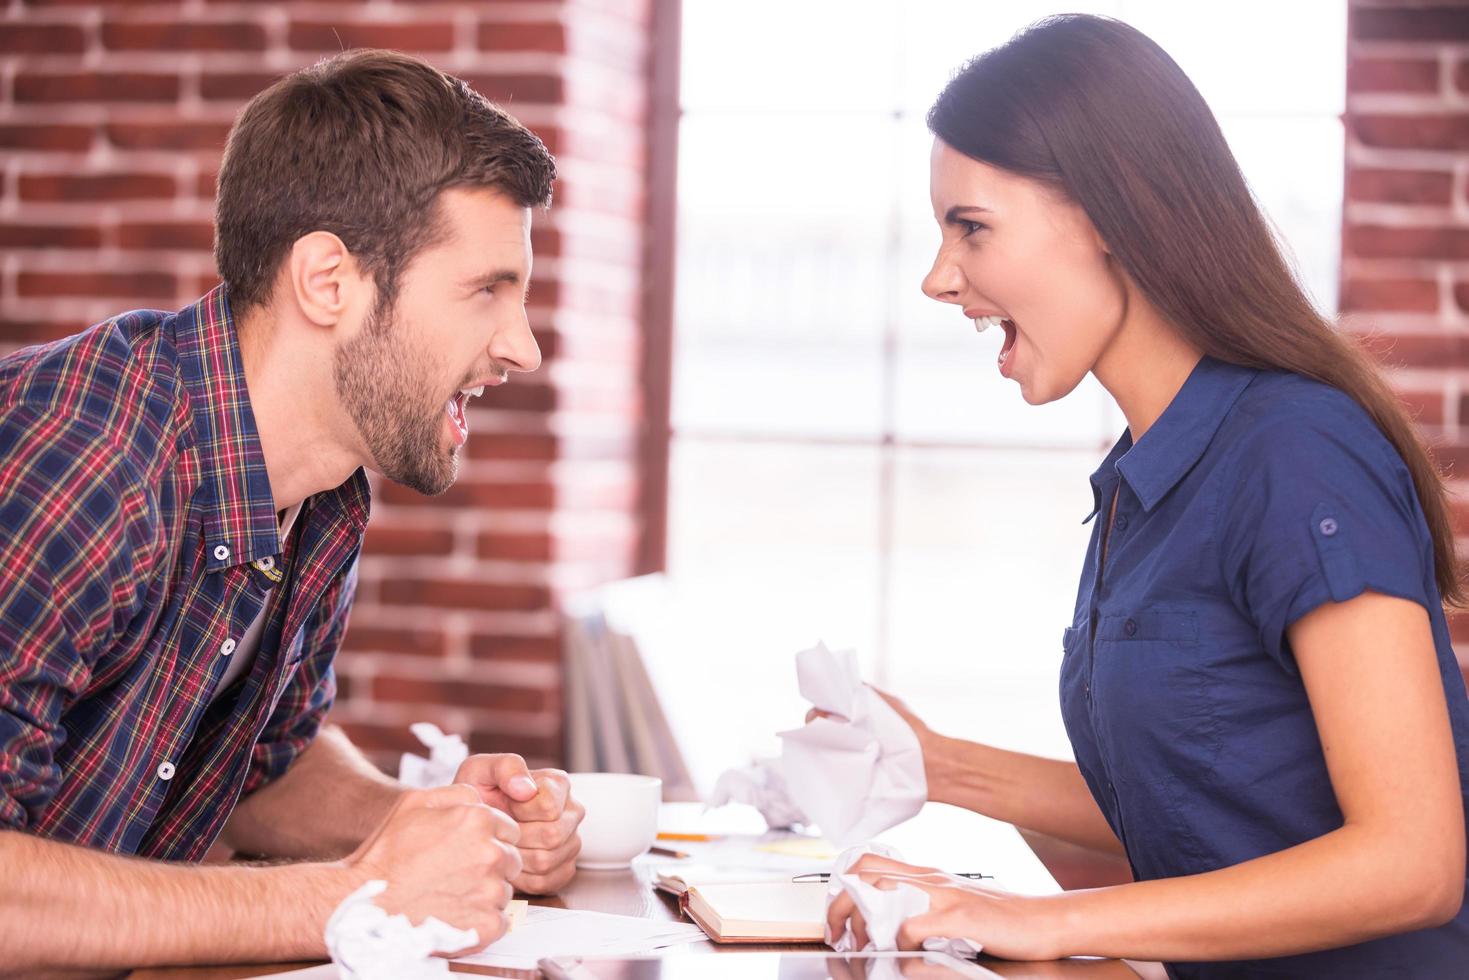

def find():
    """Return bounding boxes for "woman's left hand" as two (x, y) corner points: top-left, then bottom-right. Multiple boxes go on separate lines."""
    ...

(826, 853), (1066, 961)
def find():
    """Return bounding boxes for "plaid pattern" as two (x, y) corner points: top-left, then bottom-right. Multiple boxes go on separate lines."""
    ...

(0, 286), (371, 860)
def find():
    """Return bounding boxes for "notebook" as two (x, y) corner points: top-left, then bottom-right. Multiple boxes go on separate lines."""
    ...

(652, 864), (790, 897)
(681, 881), (830, 944)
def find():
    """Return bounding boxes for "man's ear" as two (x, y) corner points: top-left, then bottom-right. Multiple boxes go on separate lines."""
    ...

(286, 231), (367, 328)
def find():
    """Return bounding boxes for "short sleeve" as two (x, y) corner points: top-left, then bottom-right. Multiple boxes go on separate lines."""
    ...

(240, 554), (356, 795)
(1218, 403), (1433, 674)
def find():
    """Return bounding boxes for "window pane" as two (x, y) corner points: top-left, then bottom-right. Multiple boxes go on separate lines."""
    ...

(886, 447), (1099, 758)
(682, 0), (901, 112)
(673, 113), (895, 437)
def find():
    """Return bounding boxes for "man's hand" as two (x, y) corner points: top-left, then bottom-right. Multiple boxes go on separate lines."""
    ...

(347, 784), (522, 955)
(453, 753), (585, 895)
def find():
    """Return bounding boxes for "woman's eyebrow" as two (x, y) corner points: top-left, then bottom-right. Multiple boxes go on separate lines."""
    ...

(944, 205), (993, 225)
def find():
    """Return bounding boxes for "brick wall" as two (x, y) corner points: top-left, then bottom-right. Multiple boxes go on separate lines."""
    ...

(1341, 0), (1469, 673)
(0, 0), (659, 771)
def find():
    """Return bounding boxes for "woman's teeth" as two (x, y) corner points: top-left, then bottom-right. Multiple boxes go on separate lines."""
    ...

(973, 315), (1004, 333)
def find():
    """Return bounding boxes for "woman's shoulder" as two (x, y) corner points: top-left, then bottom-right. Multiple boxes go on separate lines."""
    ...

(1223, 369), (1397, 462)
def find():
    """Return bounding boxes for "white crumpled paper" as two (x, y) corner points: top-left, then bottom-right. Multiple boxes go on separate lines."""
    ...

(706, 758), (809, 829)
(324, 879), (479, 979)
(775, 642), (927, 846)
(398, 722), (468, 788)
(826, 844), (984, 961)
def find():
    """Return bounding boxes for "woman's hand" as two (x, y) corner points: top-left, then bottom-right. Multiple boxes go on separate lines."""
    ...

(825, 853), (1065, 962)
(805, 687), (949, 802)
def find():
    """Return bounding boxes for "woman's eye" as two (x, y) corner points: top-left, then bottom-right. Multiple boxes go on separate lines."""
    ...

(959, 220), (986, 237)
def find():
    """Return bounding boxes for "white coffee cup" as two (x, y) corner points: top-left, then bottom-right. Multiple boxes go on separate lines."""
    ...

(568, 772), (662, 869)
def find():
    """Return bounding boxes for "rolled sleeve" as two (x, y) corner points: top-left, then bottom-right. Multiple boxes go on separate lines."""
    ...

(1219, 404), (1433, 674)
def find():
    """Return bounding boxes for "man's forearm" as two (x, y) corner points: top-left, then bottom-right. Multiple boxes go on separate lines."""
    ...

(222, 724), (403, 859)
(0, 829), (357, 976)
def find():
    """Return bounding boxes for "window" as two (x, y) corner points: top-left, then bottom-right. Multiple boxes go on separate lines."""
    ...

(662, 0), (1346, 789)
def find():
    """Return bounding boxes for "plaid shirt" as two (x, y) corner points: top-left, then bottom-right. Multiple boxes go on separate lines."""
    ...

(0, 286), (370, 861)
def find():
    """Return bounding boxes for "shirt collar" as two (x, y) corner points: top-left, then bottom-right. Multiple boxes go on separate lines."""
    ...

(1085, 356), (1259, 521)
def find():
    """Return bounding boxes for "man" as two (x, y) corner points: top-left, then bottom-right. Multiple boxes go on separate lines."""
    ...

(0, 49), (584, 975)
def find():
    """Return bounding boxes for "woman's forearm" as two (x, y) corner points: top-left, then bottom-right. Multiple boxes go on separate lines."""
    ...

(925, 732), (1127, 857)
(1047, 823), (1463, 962)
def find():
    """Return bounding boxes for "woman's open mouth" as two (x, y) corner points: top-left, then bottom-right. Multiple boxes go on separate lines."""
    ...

(972, 314), (1020, 377)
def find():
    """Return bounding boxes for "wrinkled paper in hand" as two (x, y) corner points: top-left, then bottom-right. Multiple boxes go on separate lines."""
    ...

(706, 758), (809, 829)
(325, 879), (479, 980)
(826, 844), (984, 961)
(398, 722), (468, 788)
(775, 642), (927, 845)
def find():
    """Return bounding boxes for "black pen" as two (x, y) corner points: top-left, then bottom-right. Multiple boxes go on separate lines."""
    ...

(791, 871), (993, 883)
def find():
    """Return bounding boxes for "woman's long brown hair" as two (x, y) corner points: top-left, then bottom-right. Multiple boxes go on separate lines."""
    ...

(929, 14), (1463, 607)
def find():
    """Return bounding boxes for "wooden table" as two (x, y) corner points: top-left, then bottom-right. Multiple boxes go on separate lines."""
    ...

(129, 803), (1145, 980)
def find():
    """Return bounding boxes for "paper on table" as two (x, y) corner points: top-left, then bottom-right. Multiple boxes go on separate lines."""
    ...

(706, 759), (809, 829)
(776, 643), (927, 846)
(324, 879), (479, 979)
(453, 905), (708, 970)
(398, 722), (468, 788)
(827, 844), (985, 961)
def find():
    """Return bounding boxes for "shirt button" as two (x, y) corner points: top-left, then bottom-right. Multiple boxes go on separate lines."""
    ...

(1113, 513), (1128, 532)
(213, 544), (231, 561)
(1124, 618), (1138, 637)
(220, 637), (237, 657)
(157, 761), (176, 781)
(257, 555), (275, 572)
(1318, 517), (1338, 537)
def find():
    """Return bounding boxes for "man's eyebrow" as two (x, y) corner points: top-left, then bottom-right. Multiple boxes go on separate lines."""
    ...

(944, 205), (993, 225)
(474, 269), (522, 288)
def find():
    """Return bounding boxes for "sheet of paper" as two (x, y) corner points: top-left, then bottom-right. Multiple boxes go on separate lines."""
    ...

(453, 906), (708, 970)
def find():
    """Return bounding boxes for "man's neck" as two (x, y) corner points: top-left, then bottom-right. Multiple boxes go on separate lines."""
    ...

(237, 307), (364, 513)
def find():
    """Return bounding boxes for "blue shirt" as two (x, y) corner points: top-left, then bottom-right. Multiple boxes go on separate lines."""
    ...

(1059, 356), (1469, 978)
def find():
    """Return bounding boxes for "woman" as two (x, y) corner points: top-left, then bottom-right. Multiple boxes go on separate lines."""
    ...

(827, 14), (1469, 978)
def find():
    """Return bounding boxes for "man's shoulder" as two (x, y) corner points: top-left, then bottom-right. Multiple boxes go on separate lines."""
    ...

(0, 307), (189, 472)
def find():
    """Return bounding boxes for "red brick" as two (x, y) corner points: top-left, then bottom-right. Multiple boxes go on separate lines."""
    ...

(477, 22), (567, 53)
(15, 72), (179, 104)
(1430, 442), (1469, 480)
(378, 576), (550, 611)
(200, 72), (283, 101)
(1344, 225), (1469, 261)
(1347, 56), (1439, 93)
(1451, 609), (1469, 645)
(464, 433), (561, 462)
(0, 23), (87, 54)
(196, 170), (218, 199)
(18, 271), (177, 302)
(372, 675), (555, 713)
(1351, 114), (1469, 152)
(1340, 277), (1439, 313)
(115, 222), (215, 251)
(477, 532), (553, 561)
(461, 73), (564, 105)
(107, 121), (232, 152)
(0, 318), (84, 345)
(1399, 388), (1446, 426)
(364, 524), (455, 556)
(1354, 7), (1469, 42)
(466, 729), (560, 763)
(1358, 332), (1467, 369)
(0, 124), (94, 152)
(0, 224), (103, 248)
(476, 381), (557, 413)
(468, 634), (560, 663)
(1347, 168), (1452, 206)
(20, 173), (176, 202)
(333, 720), (450, 756)
(288, 20), (455, 52)
(1458, 59), (1469, 95)
(341, 624), (448, 658)
(1455, 283), (1469, 314)
(102, 21), (267, 51)
(379, 477), (555, 510)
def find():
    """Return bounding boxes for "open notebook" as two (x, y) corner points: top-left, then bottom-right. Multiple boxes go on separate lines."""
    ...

(681, 881), (830, 944)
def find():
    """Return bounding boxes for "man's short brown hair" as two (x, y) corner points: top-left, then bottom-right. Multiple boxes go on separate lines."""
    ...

(214, 49), (556, 314)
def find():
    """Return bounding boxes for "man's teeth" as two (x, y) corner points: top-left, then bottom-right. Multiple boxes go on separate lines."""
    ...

(459, 385), (485, 398)
(973, 315), (1004, 333)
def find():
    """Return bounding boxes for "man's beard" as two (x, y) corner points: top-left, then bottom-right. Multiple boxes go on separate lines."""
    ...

(333, 300), (460, 496)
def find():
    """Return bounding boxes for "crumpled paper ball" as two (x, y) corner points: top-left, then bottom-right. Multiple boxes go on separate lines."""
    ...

(325, 879), (479, 979)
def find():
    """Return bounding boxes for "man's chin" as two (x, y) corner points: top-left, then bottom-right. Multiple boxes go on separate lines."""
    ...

(374, 452), (459, 497)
